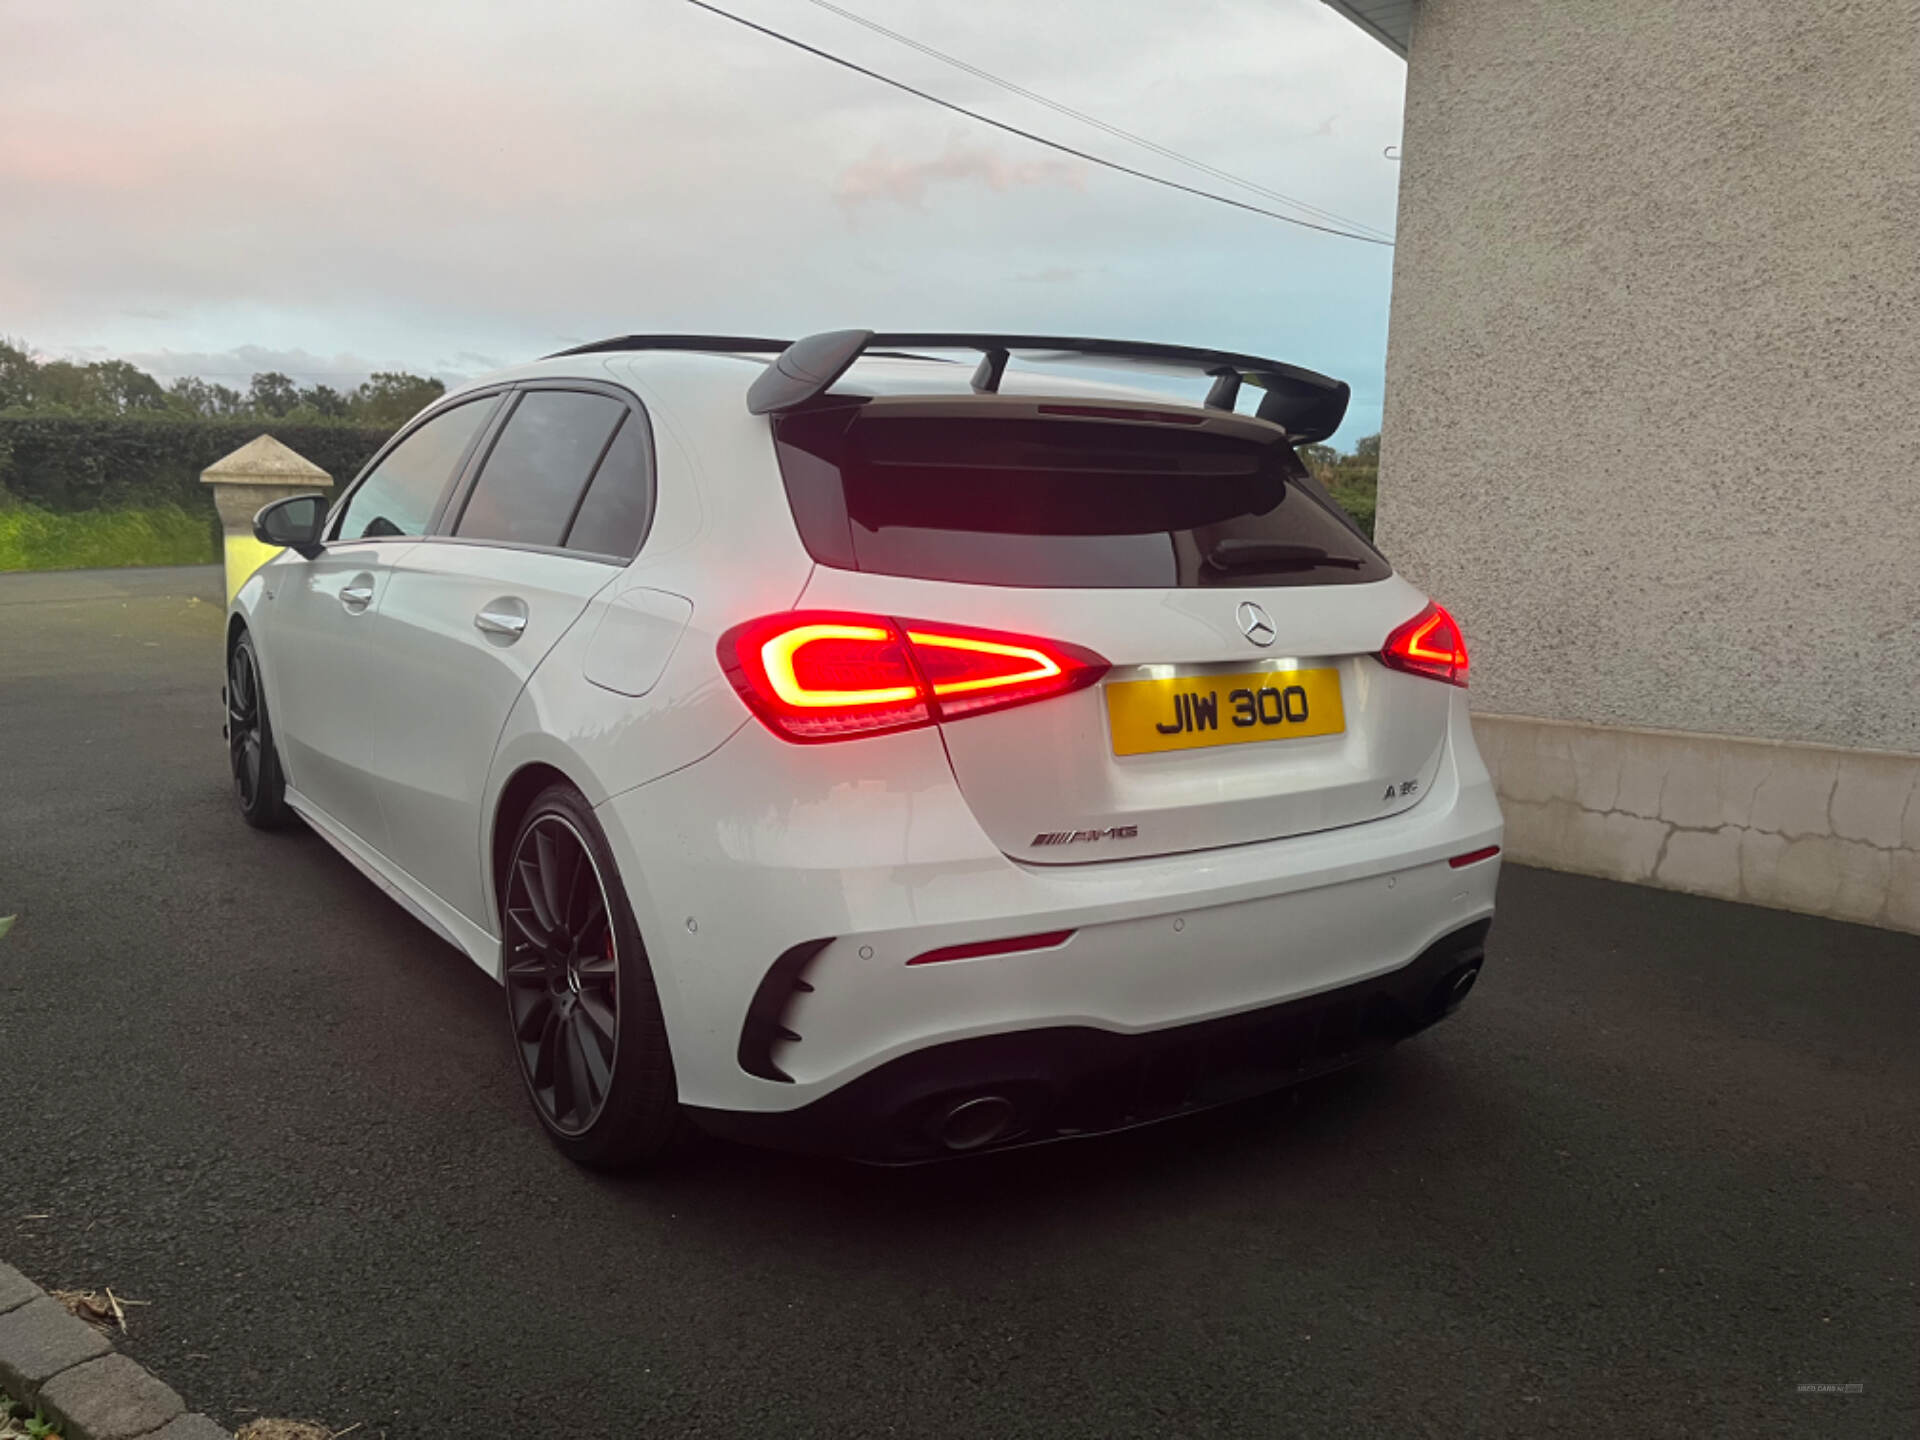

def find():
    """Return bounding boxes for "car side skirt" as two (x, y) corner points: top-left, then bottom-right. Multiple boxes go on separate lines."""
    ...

(286, 788), (503, 979)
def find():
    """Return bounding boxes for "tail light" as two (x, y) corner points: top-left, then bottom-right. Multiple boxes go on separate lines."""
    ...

(1380, 601), (1469, 688)
(719, 611), (1109, 742)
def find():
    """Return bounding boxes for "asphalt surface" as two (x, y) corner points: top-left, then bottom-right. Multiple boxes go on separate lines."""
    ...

(0, 564), (1915, 1439)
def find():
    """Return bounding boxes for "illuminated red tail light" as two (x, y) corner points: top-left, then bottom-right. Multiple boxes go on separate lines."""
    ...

(1380, 601), (1469, 688)
(718, 611), (1109, 742)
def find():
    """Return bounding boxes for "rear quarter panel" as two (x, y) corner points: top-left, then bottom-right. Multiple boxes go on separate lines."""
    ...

(477, 355), (816, 920)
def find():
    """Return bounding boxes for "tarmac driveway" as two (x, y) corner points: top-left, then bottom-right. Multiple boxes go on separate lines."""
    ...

(0, 565), (1914, 1438)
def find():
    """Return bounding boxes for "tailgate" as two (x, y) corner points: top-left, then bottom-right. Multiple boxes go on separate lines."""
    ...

(795, 569), (1449, 863)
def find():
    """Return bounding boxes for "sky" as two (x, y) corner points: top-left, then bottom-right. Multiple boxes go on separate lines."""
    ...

(1, 0), (1407, 445)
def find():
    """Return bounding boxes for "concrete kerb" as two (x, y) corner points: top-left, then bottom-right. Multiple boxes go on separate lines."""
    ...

(0, 1260), (229, 1440)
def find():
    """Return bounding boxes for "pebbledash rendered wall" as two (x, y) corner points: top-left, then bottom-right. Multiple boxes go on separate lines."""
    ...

(1374, 0), (1920, 933)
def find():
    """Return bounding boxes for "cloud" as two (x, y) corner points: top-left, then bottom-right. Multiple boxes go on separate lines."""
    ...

(0, 0), (1406, 444)
(835, 142), (1087, 210)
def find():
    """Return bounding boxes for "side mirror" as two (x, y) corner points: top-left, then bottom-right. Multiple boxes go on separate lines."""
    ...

(253, 493), (329, 559)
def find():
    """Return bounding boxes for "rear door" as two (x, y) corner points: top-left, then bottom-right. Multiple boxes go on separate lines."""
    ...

(370, 383), (652, 926)
(777, 398), (1449, 864)
(266, 393), (500, 851)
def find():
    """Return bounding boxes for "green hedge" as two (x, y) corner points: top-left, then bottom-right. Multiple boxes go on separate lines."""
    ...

(0, 415), (392, 515)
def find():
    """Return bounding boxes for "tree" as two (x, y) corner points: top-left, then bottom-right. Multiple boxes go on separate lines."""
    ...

(297, 383), (350, 419)
(1299, 442), (1339, 477)
(166, 376), (246, 418)
(0, 342), (445, 428)
(0, 340), (34, 411)
(0, 349), (167, 414)
(248, 371), (300, 417)
(1300, 433), (1379, 540)
(26, 360), (99, 411)
(85, 360), (168, 413)
(349, 371), (445, 428)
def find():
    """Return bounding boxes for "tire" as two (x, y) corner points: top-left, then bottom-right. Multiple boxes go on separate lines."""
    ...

(500, 783), (679, 1171)
(227, 629), (292, 830)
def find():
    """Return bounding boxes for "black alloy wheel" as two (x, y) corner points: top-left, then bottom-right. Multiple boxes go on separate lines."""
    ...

(504, 814), (622, 1135)
(500, 785), (678, 1169)
(227, 631), (289, 829)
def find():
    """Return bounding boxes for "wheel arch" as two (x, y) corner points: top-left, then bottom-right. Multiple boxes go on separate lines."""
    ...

(224, 609), (255, 720)
(488, 761), (580, 935)
(482, 748), (691, 1066)
(225, 584), (272, 708)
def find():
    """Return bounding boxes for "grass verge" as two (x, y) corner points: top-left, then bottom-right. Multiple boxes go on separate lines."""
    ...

(0, 502), (216, 572)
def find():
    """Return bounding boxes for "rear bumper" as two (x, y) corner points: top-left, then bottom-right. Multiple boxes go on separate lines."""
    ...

(687, 919), (1491, 1162)
(598, 690), (1500, 1115)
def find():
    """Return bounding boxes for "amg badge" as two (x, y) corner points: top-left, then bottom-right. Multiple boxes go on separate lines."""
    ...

(1032, 825), (1140, 847)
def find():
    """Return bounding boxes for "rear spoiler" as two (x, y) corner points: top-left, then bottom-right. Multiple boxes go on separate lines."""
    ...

(549, 330), (1350, 443)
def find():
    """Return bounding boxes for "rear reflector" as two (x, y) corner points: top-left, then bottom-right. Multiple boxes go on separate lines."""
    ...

(1380, 601), (1470, 688)
(907, 929), (1076, 966)
(719, 611), (1108, 743)
(1448, 845), (1501, 868)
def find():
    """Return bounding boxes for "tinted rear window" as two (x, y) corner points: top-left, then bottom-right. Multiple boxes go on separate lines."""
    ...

(773, 402), (1389, 588)
(563, 414), (653, 557)
(454, 390), (626, 549)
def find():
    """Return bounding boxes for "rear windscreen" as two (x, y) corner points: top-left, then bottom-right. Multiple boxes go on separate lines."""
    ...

(772, 402), (1390, 589)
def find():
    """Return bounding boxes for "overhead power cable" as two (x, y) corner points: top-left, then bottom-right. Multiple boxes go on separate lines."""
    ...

(794, 0), (1394, 242)
(683, 0), (1394, 246)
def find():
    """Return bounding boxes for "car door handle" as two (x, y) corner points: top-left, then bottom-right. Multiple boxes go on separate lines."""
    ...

(340, 583), (375, 611)
(475, 607), (528, 639)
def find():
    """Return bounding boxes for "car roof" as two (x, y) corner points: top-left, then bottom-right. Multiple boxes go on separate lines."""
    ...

(439, 346), (1207, 413)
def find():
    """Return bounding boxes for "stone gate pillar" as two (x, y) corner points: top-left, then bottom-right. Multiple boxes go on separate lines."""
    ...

(199, 435), (332, 602)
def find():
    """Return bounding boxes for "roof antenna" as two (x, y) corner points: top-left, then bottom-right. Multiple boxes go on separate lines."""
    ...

(970, 347), (1009, 394)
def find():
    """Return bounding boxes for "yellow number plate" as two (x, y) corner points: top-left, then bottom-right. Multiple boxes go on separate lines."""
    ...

(1104, 667), (1345, 756)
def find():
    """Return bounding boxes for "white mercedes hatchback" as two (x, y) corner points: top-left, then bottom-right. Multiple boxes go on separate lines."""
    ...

(225, 332), (1503, 1168)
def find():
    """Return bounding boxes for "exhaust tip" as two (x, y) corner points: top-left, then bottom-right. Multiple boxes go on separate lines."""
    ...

(1422, 962), (1482, 1022)
(938, 1094), (1018, 1152)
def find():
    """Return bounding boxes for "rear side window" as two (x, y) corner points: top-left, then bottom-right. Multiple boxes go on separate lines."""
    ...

(562, 415), (652, 557)
(773, 402), (1389, 588)
(454, 390), (627, 549)
(333, 396), (496, 541)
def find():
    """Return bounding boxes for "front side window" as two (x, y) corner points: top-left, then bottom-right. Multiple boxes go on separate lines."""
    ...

(453, 390), (627, 549)
(332, 397), (496, 541)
